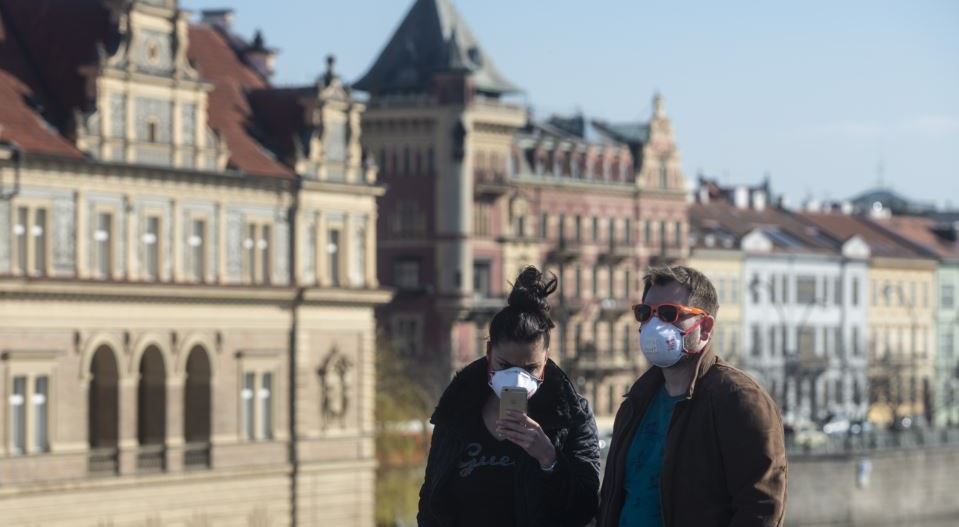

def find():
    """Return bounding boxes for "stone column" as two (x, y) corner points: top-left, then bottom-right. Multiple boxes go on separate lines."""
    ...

(118, 376), (139, 475)
(165, 374), (185, 472)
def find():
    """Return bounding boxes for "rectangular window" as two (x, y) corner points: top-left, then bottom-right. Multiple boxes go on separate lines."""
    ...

(943, 285), (955, 310)
(625, 218), (632, 244)
(181, 103), (197, 146)
(259, 373), (273, 440)
(674, 221), (682, 247)
(923, 283), (929, 309)
(574, 266), (582, 298)
(473, 260), (492, 297)
(245, 224), (257, 283)
(852, 326), (861, 356)
(260, 224), (272, 285)
(781, 275), (789, 304)
(394, 259), (420, 289)
(751, 325), (761, 356)
(608, 219), (616, 245)
(392, 315), (422, 357)
(327, 229), (341, 286)
(750, 274), (760, 304)
(540, 212), (549, 239)
(351, 222), (366, 287)
(644, 220), (652, 246)
(241, 372), (255, 440)
(15, 206), (28, 273)
(33, 208), (47, 275)
(96, 212), (113, 279)
(592, 267), (599, 298)
(852, 278), (860, 307)
(797, 275), (816, 305)
(575, 215), (582, 242)
(592, 217), (599, 241)
(144, 216), (160, 280)
(834, 276), (843, 305)
(834, 327), (843, 356)
(190, 219), (206, 281)
(10, 376), (26, 454)
(624, 270), (631, 299)
(33, 376), (48, 452)
(799, 327), (815, 356)
(558, 214), (566, 242)
(943, 330), (955, 358)
(769, 326), (777, 357)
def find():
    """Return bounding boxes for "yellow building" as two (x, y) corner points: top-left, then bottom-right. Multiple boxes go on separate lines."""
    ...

(688, 245), (745, 367)
(0, 2), (388, 526)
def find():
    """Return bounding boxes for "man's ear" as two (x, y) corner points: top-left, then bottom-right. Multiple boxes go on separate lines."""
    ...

(699, 316), (716, 341)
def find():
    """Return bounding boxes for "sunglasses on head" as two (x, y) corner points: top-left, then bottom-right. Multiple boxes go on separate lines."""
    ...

(632, 303), (709, 324)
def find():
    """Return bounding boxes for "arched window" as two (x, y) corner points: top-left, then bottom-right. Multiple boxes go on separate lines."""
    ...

(88, 346), (119, 474)
(184, 346), (212, 469)
(137, 346), (166, 472)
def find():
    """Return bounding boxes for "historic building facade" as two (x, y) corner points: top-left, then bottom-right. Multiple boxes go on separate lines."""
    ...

(0, 2), (388, 526)
(358, 0), (688, 424)
(689, 180), (872, 426)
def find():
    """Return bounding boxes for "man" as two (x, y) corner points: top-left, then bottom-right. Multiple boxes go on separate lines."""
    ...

(598, 265), (786, 527)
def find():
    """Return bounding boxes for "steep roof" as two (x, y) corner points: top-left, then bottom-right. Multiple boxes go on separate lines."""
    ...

(590, 120), (649, 145)
(354, 0), (519, 96)
(796, 212), (929, 259)
(187, 24), (294, 178)
(689, 201), (837, 255)
(873, 215), (959, 262)
(0, 3), (82, 157)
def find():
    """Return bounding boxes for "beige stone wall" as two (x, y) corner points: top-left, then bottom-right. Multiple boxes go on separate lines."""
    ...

(866, 258), (938, 424)
(0, 467), (292, 527)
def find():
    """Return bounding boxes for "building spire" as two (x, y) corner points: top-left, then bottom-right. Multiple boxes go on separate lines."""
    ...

(653, 91), (665, 118)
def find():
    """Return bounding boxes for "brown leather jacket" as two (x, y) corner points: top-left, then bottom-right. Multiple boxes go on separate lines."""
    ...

(598, 347), (787, 527)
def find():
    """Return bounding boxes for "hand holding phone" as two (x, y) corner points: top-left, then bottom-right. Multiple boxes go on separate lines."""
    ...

(499, 386), (528, 420)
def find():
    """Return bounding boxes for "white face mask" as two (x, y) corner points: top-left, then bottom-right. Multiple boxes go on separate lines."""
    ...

(489, 367), (542, 399)
(639, 315), (699, 368)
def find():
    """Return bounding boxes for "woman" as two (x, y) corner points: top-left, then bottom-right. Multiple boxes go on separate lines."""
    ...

(417, 266), (601, 527)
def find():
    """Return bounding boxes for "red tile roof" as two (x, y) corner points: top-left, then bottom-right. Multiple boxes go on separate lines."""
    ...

(0, 2), (306, 179)
(0, 4), (82, 157)
(874, 215), (959, 261)
(186, 25), (293, 179)
(796, 212), (929, 259)
(689, 201), (836, 254)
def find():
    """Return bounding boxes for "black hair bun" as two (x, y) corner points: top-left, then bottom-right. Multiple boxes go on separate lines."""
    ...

(507, 266), (558, 314)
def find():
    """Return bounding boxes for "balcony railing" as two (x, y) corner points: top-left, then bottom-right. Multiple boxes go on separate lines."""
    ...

(88, 447), (119, 476)
(136, 444), (166, 473)
(548, 238), (583, 263)
(599, 243), (635, 265)
(184, 442), (212, 470)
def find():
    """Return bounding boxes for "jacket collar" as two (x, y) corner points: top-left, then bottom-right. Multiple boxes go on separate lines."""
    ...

(430, 356), (582, 430)
(627, 344), (718, 402)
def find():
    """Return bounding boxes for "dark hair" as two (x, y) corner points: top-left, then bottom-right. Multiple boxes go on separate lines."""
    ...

(489, 266), (557, 348)
(641, 265), (719, 317)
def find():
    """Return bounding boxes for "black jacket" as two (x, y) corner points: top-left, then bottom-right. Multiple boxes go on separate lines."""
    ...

(417, 357), (601, 527)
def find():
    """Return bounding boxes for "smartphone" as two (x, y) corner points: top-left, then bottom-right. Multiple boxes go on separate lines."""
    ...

(499, 387), (528, 420)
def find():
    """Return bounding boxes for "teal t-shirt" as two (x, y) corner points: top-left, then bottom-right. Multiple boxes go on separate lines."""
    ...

(618, 385), (684, 527)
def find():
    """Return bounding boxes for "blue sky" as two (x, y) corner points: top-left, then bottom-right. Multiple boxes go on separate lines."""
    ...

(183, 0), (959, 207)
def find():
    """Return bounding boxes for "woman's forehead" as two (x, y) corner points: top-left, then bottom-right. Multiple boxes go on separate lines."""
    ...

(493, 340), (547, 362)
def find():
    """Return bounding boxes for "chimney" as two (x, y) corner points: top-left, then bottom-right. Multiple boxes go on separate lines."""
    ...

(244, 30), (278, 79)
(201, 9), (234, 32)
(752, 190), (767, 211)
(734, 186), (749, 209)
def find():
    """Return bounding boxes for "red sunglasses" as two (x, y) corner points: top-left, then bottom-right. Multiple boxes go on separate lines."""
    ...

(632, 303), (709, 324)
